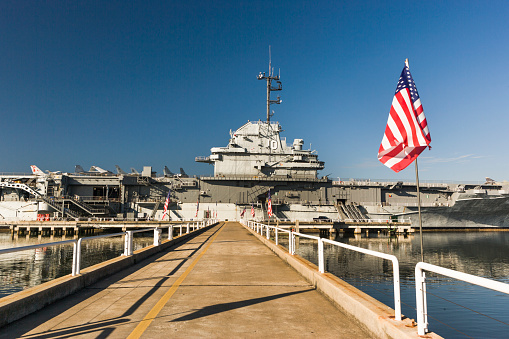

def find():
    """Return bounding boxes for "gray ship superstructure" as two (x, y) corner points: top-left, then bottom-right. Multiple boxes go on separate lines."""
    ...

(1, 66), (509, 228)
(196, 121), (323, 178)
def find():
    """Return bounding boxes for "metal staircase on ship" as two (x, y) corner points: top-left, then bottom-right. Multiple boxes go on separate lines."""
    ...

(335, 201), (368, 221)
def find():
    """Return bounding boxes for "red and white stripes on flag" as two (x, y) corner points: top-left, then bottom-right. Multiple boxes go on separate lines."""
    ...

(267, 191), (273, 218)
(251, 203), (255, 218)
(378, 62), (431, 172)
(162, 190), (171, 220)
(195, 199), (199, 218)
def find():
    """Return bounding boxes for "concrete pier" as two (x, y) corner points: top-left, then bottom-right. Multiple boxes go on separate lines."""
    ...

(0, 222), (370, 338)
(273, 220), (412, 236)
(3, 220), (198, 237)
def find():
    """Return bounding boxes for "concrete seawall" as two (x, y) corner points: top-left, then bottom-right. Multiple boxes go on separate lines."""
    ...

(0, 224), (215, 327)
(243, 224), (442, 339)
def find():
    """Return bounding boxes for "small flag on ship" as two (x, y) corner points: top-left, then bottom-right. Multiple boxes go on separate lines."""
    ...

(378, 61), (431, 172)
(162, 189), (171, 220)
(240, 208), (246, 217)
(267, 190), (273, 218)
(195, 199), (199, 217)
(251, 203), (255, 218)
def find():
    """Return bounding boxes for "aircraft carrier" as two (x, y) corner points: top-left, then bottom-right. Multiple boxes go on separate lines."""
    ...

(1, 65), (509, 228)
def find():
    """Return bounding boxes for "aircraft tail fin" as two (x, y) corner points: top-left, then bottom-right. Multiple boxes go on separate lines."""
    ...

(116, 165), (128, 175)
(30, 165), (45, 176)
(164, 166), (174, 176)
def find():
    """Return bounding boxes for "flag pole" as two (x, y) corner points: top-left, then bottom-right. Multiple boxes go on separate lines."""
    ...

(415, 158), (424, 262)
(406, 57), (424, 262)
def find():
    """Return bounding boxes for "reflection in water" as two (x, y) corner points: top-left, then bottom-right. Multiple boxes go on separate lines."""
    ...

(281, 231), (509, 338)
(0, 230), (153, 298)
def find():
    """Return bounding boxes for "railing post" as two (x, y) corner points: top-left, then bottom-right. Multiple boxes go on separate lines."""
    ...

(125, 231), (133, 256)
(275, 227), (278, 245)
(290, 231), (295, 255)
(153, 227), (162, 246)
(168, 225), (173, 240)
(318, 238), (324, 273)
(75, 238), (83, 275)
(72, 241), (78, 276)
(266, 225), (270, 239)
(180, 224), (183, 236)
(415, 264), (428, 335)
(393, 258), (402, 321)
(187, 223), (190, 233)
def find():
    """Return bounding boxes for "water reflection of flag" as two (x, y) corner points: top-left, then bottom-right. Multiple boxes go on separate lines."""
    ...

(267, 191), (273, 218)
(378, 61), (431, 172)
(251, 203), (255, 217)
(162, 189), (171, 220)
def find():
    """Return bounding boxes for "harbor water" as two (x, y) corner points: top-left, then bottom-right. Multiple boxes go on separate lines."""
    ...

(0, 229), (154, 298)
(287, 230), (509, 338)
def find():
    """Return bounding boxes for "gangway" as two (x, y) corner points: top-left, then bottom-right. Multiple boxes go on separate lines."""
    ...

(150, 201), (161, 218)
(65, 196), (107, 215)
(38, 196), (81, 219)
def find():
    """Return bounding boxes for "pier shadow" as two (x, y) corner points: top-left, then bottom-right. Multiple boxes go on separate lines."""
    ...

(170, 288), (314, 322)
(2, 317), (124, 339)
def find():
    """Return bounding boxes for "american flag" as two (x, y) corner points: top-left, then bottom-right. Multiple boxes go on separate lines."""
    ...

(267, 190), (273, 218)
(162, 189), (171, 220)
(251, 203), (255, 217)
(195, 199), (199, 218)
(378, 62), (431, 172)
(240, 208), (246, 217)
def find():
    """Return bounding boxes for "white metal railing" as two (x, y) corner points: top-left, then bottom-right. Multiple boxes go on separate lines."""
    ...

(415, 262), (509, 335)
(250, 218), (410, 224)
(0, 239), (80, 275)
(341, 218), (411, 223)
(75, 231), (130, 275)
(333, 178), (486, 186)
(321, 238), (401, 321)
(0, 219), (218, 280)
(245, 220), (401, 321)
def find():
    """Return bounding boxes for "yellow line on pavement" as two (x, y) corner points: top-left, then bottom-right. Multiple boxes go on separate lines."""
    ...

(127, 223), (225, 339)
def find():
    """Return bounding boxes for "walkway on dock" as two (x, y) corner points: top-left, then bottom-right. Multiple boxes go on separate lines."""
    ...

(0, 222), (369, 338)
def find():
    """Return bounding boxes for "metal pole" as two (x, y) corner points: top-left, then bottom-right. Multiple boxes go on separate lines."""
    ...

(318, 239), (324, 273)
(415, 159), (424, 262)
(267, 217), (270, 239)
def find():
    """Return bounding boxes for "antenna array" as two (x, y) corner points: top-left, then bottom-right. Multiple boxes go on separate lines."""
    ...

(257, 46), (282, 123)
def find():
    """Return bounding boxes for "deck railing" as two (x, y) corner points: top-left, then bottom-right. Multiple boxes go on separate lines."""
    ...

(415, 262), (509, 335)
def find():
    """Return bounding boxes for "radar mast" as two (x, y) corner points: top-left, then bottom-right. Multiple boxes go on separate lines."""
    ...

(257, 46), (282, 123)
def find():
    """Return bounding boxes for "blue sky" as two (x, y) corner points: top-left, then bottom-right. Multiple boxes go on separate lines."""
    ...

(1, 1), (508, 182)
